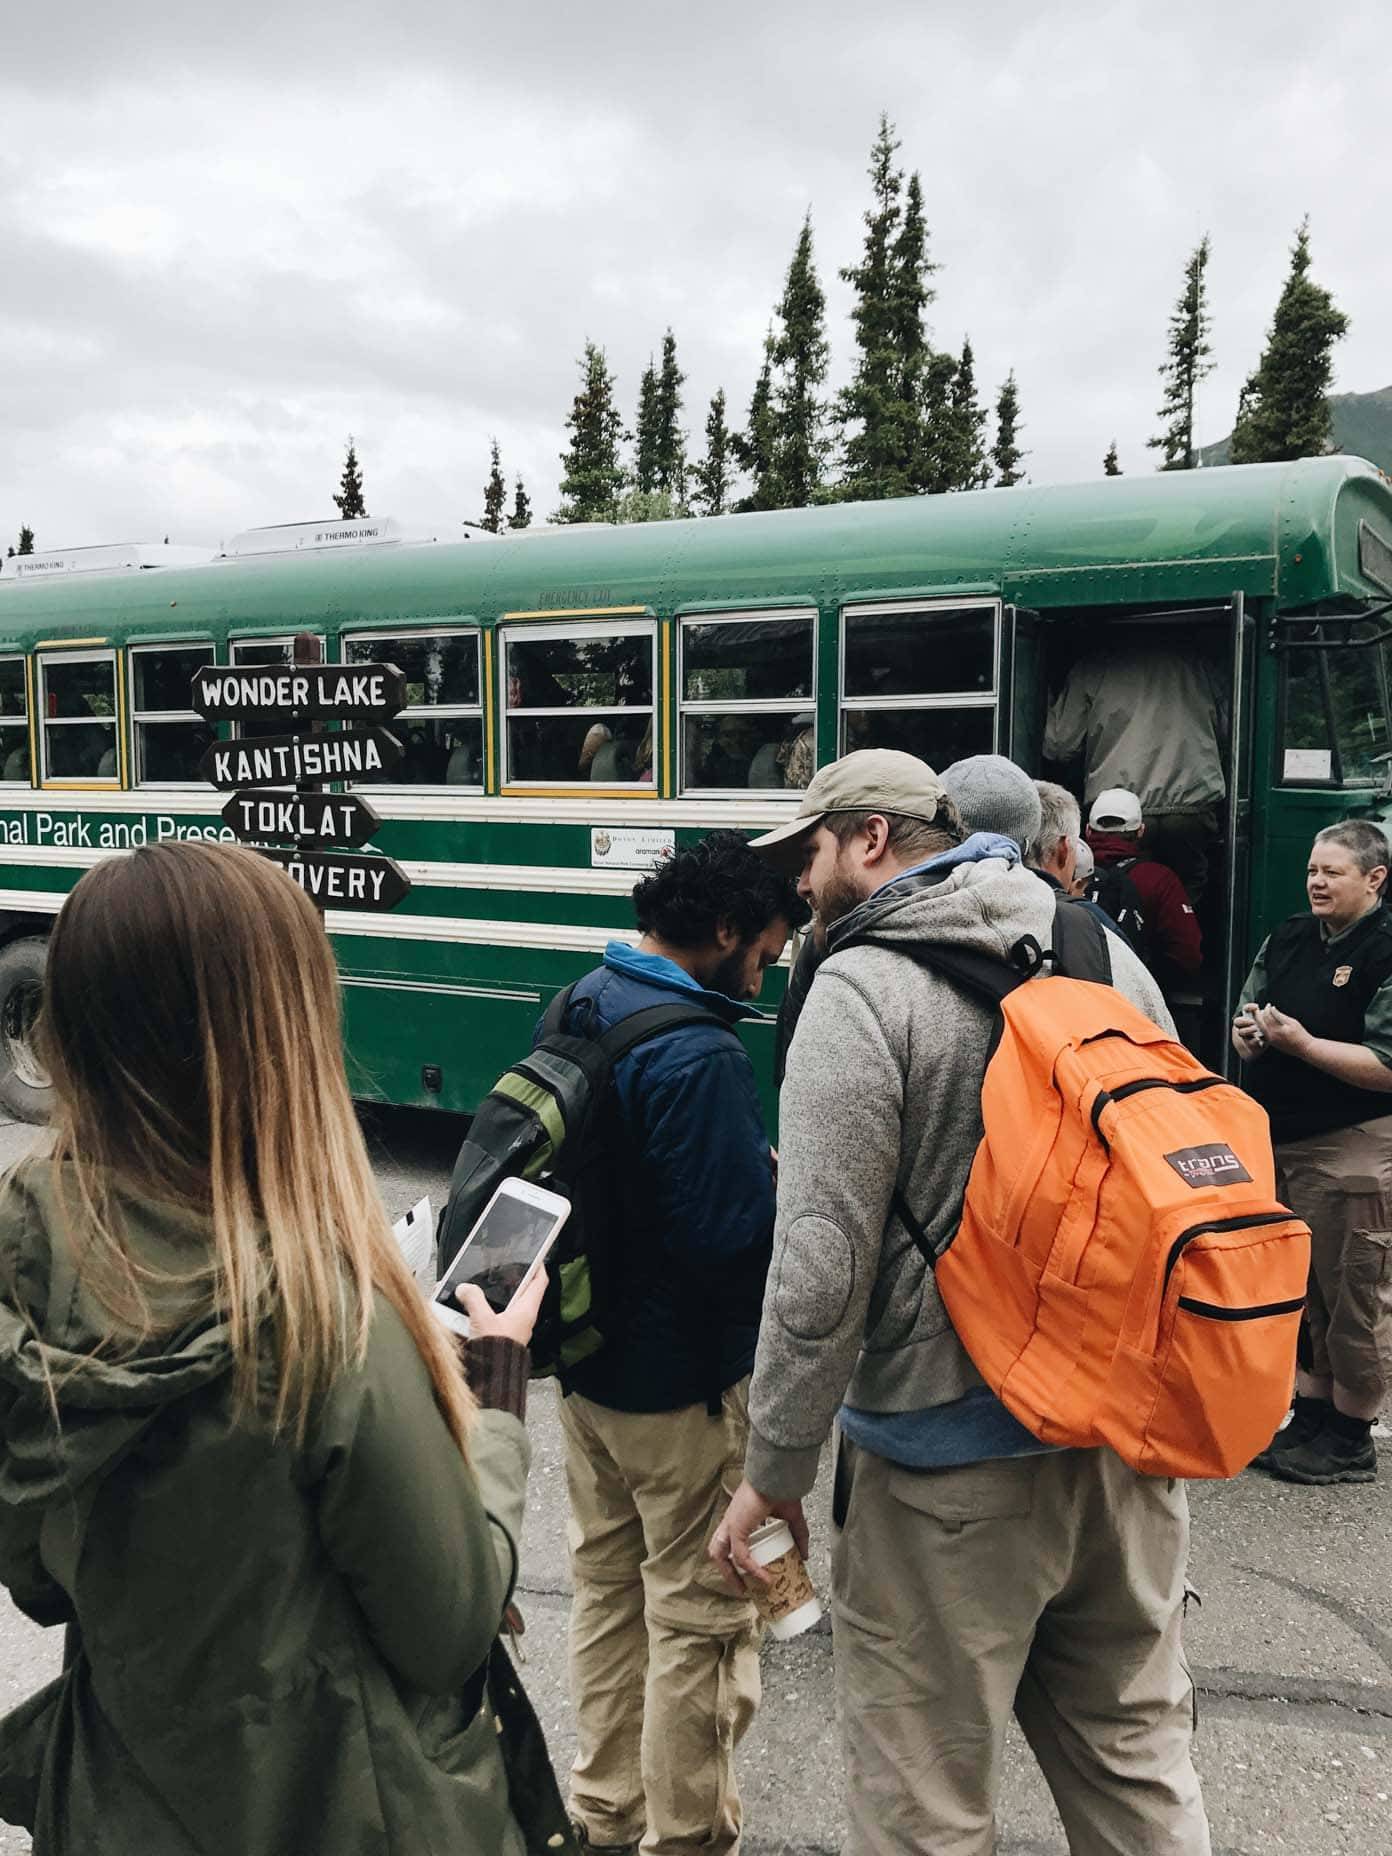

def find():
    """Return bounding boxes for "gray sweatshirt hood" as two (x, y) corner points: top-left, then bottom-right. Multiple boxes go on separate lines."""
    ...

(827, 854), (1060, 973)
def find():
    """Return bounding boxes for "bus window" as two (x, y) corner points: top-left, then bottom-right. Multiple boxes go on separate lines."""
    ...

(502, 621), (655, 787)
(679, 610), (815, 792)
(0, 659), (30, 784)
(39, 652), (119, 783)
(341, 629), (482, 787)
(1279, 626), (1392, 785)
(840, 599), (998, 763)
(131, 644), (216, 785)
(230, 637), (324, 742)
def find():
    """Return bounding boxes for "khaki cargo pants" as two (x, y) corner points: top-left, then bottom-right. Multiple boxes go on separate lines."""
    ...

(560, 1379), (760, 1855)
(832, 1439), (1210, 1856)
(1275, 1116), (1392, 1402)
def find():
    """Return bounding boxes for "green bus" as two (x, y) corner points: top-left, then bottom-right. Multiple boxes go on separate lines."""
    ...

(0, 456), (1389, 1122)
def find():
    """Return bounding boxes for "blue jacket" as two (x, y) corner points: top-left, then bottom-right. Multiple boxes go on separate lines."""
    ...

(555, 943), (777, 1413)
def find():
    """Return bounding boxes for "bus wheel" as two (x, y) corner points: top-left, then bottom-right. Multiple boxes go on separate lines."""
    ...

(0, 938), (53, 1124)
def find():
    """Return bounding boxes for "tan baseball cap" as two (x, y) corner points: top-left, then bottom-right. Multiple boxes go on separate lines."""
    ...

(749, 748), (952, 862)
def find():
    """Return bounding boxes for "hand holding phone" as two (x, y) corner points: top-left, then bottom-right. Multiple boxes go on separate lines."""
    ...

(455, 1266), (549, 1348)
(432, 1178), (570, 1339)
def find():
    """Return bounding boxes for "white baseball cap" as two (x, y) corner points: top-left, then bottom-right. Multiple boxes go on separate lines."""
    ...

(1088, 787), (1143, 831)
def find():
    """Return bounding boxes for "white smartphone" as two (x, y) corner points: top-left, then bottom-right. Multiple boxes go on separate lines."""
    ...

(431, 1177), (570, 1338)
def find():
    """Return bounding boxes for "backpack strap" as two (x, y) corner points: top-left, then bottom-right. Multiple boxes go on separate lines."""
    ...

(1050, 891), (1113, 984)
(595, 1001), (738, 1063)
(540, 981), (579, 1041)
(848, 892), (1111, 1271)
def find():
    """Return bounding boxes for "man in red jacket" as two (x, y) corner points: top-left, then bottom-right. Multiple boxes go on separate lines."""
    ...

(1085, 787), (1202, 995)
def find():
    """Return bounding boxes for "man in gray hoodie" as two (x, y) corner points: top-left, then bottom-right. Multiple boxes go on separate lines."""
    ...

(711, 749), (1208, 1856)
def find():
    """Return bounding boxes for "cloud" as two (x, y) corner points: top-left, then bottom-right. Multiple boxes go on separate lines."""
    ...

(1, 0), (1388, 546)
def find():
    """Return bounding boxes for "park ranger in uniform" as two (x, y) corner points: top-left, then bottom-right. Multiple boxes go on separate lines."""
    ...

(1234, 818), (1392, 1485)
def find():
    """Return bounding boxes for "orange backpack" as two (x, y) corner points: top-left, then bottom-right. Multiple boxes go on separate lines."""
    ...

(885, 923), (1310, 1480)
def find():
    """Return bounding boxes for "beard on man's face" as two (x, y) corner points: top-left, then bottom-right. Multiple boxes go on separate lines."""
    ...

(809, 865), (865, 950)
(708, 941), (758, 1001)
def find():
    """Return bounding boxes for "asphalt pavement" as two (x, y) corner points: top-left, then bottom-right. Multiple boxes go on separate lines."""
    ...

(2, 1105), (1390, 1853)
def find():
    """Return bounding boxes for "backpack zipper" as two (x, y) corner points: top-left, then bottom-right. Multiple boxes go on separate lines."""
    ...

(1089, 1074), (1228, 1144)
(1177, 1293), (1305, 1322)
(1164, 1212), (1294, 1289)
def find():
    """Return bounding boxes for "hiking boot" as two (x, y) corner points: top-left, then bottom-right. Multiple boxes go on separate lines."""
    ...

(1250, 1396), (1329, 1472)
(1267, 1425), (1377, 1485)
(570, 1822), (639, 1855)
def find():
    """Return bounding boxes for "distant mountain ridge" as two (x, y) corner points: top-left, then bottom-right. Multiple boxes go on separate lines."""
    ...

(1200, 384), (1392, 474)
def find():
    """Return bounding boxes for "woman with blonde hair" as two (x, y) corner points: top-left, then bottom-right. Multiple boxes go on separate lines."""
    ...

(0, 841), (569, 1854)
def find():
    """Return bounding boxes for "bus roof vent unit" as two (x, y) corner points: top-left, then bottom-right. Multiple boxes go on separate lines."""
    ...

(223, 516), (412, 558)
(0, 542), (217, 580)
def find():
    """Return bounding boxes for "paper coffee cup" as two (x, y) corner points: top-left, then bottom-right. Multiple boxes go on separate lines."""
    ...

(745, 1518), (822, 1640)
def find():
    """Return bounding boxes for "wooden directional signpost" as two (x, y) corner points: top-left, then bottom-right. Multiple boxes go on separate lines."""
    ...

(193, 635), (412, 914)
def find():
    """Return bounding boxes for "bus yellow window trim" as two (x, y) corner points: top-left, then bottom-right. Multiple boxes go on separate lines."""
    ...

(500, 607), (649, 621)
(24, 657), (36, 787)
(661, 621), (673, 795)
(500, 786), (660, 801)
(34, 637), (108, 649)
(38, 782), (121, 792)
(483, 630), (496, 792)
(115, 648), (128, 787)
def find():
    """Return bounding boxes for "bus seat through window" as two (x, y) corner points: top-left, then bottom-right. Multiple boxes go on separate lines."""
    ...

(748, 742), (786, 788)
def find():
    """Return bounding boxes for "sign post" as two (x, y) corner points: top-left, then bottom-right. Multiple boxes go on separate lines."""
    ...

(193, 633), (412, 914)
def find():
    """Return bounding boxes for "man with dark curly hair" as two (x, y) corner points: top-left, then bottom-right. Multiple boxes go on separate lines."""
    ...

(556, 831), (806, 1856)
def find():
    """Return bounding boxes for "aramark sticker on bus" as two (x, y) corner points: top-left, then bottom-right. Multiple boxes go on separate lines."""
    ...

(590, 826), (676, 871)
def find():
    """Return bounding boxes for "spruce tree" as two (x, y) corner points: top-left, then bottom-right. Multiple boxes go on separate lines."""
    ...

(1230, 220), (1350, 464)
(481, 439), (506, 532)
(917, 350), (959, 494)
(943, 339), (990, 491)
(692, 389), (732, 517)
(510, 478), (532, 530)
(1103, 440), (1122, 476)
(16, 526), (34, 556)
(655, 330), (687, 506)
(555, 342), (626, 523)
(616, 489), (680, 524)
(770, 215), (831, 507)
(837, 115), (905, 498)
(1148, 236), (1214, 470)
(732, 336), (780, 512)
(333, 437), (366, 519)
(890, 172), (938, 493)
(633, 358), (661, 494)
(991, 372), (1026, 487)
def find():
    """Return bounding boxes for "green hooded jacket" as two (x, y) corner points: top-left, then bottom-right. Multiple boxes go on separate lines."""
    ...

(0, 1161), (541, 1855)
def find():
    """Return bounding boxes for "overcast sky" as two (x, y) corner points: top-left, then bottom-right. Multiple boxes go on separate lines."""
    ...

(2, 0), (1388, 551)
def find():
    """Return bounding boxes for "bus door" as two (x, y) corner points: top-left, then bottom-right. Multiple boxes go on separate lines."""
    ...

(1033, 599), (1252, 1069)
(1221, 592), (1256, 1075)
(1001, 606), (1043, 769)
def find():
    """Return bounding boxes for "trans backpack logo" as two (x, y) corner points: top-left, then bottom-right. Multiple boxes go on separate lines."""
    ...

(1163, 1143), (1253, 1189)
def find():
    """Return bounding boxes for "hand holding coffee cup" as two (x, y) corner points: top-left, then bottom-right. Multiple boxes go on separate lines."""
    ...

(743, 1517), (823, 1639)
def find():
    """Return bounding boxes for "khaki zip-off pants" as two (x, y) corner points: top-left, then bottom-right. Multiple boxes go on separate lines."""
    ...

(832, 1440), (1210, 1856)
(560, 1380), (760, 1855)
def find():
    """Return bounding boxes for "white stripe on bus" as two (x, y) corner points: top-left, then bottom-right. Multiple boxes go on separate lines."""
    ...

(0, 887), (791, 972)
(0, 789), (796, 828)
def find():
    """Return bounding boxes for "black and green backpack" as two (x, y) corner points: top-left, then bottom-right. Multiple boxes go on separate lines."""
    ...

(435, 982), (730, 1381)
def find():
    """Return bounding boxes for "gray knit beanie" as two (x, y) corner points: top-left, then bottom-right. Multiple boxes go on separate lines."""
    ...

(941, 753), (1043, 853)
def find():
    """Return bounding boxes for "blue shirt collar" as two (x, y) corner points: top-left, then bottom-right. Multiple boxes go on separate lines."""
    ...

(601, 941), (765, 1020)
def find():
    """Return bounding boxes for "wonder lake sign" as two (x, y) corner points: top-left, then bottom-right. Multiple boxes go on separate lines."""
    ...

(193, 640), (411, 913)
